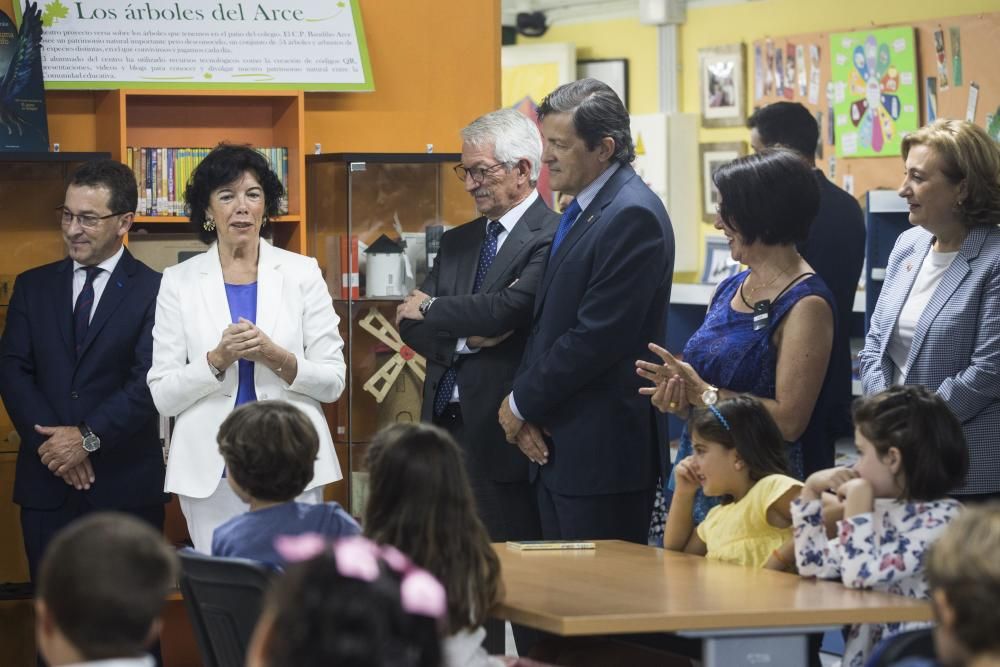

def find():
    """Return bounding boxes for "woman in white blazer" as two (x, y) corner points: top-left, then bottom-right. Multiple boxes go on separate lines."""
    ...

(148, 144), (345, 550)
(860, 120), (1000, 500)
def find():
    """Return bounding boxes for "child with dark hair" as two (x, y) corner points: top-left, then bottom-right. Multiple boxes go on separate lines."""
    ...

(212, 401), (359, 567)
(663, 395), (803, 570)
(246, 533), (446, 667)
(793, 385), (968, 667)
(364, 423), (505, 667)
(35, 512), (177, 667)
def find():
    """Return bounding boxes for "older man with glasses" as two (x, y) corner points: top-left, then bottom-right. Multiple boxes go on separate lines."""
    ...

(397, 108), (558, 545)
(0, 159), (166, 583)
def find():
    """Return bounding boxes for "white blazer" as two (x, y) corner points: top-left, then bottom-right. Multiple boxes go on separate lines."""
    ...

(148, 239), (345, 498)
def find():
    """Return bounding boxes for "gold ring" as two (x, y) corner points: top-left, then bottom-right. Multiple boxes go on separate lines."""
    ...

(669, 401), (678, 409)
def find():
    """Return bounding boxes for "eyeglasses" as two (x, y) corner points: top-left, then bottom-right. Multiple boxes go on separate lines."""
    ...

(453, 162), (508, 184)
(56, 206), (129, 229)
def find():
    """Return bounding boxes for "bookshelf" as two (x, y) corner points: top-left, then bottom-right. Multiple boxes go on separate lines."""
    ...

(93, 89), (307, 253)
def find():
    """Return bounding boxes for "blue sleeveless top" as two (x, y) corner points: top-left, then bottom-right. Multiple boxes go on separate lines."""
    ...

(667, 269), (836, 523)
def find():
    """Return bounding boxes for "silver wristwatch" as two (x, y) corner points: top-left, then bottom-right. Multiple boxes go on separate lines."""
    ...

(79, 422), (101, 453)
(418, 296), (436, 315)
(701, 385), (719, 406)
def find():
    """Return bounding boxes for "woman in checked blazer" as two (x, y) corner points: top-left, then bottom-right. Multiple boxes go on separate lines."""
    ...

(859, 120), (1000, 500)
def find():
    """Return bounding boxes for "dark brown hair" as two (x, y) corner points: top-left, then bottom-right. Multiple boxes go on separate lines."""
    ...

(852, 385), (968, 500)
(689, 395), (790, 483)
(363, 424), (501, 634)
(38, 512), (177, 660)
(217, 401), (319, 502)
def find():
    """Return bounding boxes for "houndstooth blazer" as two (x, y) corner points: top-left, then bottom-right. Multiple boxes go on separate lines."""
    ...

(859, 223), (1000, 495)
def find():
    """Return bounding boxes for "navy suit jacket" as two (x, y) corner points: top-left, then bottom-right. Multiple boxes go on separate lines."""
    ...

(513, 164), (675, 496)
(797, 171), (866, 473)
(0, 249), (166, 510)
(401, 196), (558, 482)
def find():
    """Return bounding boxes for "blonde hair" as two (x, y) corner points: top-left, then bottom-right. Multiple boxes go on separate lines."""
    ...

(927, 502), (1000, 655)
(901, 119), (1000, 228)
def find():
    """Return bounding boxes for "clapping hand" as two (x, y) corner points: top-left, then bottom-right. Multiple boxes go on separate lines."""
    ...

(636, 343), (708, 406)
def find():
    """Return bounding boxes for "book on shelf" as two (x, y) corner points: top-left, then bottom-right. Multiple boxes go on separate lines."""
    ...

(126, 146), (290, 217)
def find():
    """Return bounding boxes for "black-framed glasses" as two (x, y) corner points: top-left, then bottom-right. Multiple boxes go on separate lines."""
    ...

(453, 162), (508, 184)
(56, 206), (129, 229)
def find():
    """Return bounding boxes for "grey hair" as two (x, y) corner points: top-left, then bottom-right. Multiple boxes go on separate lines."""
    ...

(461, 108), (543, 183)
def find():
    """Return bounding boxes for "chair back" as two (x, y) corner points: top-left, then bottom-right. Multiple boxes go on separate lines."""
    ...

(177, 548), (274, 667)
(866, 628), (936, 667)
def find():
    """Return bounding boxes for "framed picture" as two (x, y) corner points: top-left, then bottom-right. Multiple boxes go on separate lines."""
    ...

(577, 58), (629, 107)
(701, 235), (741, 284)
(699, 141), (747, 222)
(699, 44), (746, 127)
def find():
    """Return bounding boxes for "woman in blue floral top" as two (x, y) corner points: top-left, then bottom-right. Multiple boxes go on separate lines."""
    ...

(792, 386), (968, 667)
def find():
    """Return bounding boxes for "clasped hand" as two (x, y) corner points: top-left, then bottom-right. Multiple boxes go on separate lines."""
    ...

(210, 317), (279, 369)
(802, 466), (874, 522)
(498, 396), (548, 465)
(636, 343), (705, 415)
(396, 289), (429, 326)
(35, 424), (94, 490)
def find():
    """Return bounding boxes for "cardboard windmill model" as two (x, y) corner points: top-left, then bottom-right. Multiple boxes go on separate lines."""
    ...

(358, 307), (426, 403)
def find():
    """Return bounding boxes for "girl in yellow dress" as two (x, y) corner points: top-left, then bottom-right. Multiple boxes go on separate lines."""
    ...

(663, 395), (802, 571)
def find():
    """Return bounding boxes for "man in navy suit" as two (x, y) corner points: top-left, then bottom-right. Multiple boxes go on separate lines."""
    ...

(748, 102), (866, 475)
(0, 159), (165, 581)
(398, 108), (557, 542)
(499, 79), (675, 543)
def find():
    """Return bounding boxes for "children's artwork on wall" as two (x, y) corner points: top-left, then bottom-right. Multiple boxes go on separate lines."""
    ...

(701, 235), (740, 284)
(830, 27), (919, 158)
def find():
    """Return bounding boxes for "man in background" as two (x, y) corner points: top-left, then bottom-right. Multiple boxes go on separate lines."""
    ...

(0, 159), (166, 581)
(499, 78), (675, 542)
(34, 512), (177, 667)
(748, 101), (866, 474)
(398, 108), (557, 542)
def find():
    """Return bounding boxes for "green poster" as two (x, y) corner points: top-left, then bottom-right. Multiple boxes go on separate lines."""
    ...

(829, 27), (919, 158)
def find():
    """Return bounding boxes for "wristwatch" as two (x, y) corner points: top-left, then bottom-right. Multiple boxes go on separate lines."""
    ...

(418, 296), (436, 315)
(79, 422), (101, 453)
(701, 385), (719, 406)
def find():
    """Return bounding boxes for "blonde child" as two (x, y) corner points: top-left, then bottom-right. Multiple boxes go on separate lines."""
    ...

(793, 385), (968, 667)
(664, 395), (803, 571)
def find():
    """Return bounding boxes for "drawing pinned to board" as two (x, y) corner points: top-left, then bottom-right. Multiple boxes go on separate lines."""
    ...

(784, 43), (795, 99)
(926, 77), (938, 123)
(933, 29), (949, 90)
(949, 27), (962, 86)
(765, 39), (775, 96)
(830, 27), (919, 158)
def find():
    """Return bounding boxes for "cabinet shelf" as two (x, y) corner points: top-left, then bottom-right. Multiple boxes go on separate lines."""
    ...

(133, 214), (302, 224)
(0, 151), (110, 163)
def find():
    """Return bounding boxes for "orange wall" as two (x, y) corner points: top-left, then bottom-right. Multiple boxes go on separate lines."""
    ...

(0, 0), (501, 154)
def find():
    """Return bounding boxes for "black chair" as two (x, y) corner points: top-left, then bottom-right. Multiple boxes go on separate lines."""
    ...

(177, 548), (275, 667)
(865, 628), (937, 667)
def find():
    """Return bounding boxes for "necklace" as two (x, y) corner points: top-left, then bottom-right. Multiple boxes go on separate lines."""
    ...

(743, 257), (799, 300)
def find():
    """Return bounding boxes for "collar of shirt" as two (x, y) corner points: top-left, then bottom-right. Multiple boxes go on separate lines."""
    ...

(571, 162), (620, 221)
(73, 243), (125, 276)
(493, 188), (539, 250)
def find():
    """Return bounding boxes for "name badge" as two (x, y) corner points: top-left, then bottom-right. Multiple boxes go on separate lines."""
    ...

(752, 299), (771, 331)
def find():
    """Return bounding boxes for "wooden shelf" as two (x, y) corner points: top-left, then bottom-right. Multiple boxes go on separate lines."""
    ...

(133, 214), (301, 224)
(0, 151), (110, 162)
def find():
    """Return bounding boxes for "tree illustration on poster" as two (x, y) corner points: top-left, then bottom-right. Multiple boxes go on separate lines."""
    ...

(829, 27), (918, 158)
(0, 1), (49, 151)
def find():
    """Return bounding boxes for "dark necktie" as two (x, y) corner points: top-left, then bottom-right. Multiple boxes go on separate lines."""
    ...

(433, 220), (503, 416)
(74, 266), (102, 356)
(550, 198), (582, 257)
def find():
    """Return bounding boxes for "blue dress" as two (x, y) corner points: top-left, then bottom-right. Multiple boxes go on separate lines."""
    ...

(665, 270), (836, 525)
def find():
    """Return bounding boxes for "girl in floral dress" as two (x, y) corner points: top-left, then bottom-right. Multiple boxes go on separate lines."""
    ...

(792, 385), (968, 667)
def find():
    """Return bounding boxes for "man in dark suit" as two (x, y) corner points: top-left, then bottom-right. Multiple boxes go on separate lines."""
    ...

(397, 108), (558, 542)
(748, 102), (866, 475)
(498, 79), (675, 543)
(0, 159), (165, 582)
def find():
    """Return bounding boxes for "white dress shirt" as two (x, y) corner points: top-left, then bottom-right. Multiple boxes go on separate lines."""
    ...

(72, 244), (125, 323)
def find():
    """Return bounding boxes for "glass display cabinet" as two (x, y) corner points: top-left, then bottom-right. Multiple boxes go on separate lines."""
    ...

(306, 153), (470, 516)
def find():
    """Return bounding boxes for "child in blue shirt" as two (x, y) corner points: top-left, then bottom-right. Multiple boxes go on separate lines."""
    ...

(212, 401), (359, 568)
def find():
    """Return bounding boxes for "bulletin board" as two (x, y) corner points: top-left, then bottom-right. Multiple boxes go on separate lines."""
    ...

(751, 12), (1000, 198)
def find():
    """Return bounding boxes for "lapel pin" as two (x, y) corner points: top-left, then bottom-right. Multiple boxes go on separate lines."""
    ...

(117, 281), (124, 288)
(905, 263), (912, 272)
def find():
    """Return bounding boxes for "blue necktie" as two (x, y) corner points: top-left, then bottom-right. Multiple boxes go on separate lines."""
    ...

(550, 198), (582, 257)
(74, 266), (102, 356)
(433, 220), (503, 416)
